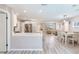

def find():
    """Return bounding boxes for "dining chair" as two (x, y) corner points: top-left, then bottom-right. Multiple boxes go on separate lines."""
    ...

(67, 34), (73, 44)
(57, 31), (65, 44)
(73, 33), (78, 46)
(67, 33), (78, 46)
(76, 32), (79, 45)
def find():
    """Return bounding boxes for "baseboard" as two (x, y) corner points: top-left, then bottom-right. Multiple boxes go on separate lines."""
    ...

(9, 49), (43, 51)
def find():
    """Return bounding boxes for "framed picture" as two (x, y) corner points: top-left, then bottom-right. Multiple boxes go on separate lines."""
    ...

(24, 24), (32, 32)
(14, 26), (21, 33)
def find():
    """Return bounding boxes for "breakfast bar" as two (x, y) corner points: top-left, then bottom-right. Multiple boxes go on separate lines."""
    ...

(10, 33), (43, 51)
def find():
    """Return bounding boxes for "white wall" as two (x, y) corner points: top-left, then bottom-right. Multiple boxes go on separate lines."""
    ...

(18, 21), (41, 33)
(13, 13), (17, 26)
(64, 20), (69, 32)
(32, 22), (41, 32)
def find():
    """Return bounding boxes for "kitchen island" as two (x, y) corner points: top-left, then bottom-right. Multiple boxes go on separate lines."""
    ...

(10, 33), (43, 51)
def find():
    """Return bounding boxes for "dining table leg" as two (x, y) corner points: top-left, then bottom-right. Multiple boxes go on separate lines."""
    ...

(65, 34), (67, 45)
(72, 40), (75, 46)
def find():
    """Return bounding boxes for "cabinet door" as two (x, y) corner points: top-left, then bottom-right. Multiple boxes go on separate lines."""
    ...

(0, 12), (7, 52)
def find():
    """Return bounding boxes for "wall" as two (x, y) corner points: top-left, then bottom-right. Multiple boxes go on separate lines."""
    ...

(16, 21), (41, 33)
(64, 20), (69, 32)
(13, 13), (17, 26)
(32, 22), (41, 32)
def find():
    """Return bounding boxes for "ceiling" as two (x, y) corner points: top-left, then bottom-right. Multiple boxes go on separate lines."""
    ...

(6, 4), (79, 21)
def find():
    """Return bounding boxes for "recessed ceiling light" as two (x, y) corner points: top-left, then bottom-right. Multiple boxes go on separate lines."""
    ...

(24, 10), (27, 13)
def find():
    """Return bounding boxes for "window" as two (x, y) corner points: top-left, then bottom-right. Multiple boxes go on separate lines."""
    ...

(73, 21), (79, 27)
(46, 23), (56, 29)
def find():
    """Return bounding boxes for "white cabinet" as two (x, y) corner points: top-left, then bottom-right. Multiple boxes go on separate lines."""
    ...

(11, 33), (43, 50)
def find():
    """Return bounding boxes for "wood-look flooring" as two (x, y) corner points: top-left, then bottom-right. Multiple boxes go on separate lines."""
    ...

(43, 34), (79, 54)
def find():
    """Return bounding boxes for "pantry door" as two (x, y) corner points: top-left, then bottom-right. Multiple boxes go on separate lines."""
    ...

(0, 12), (7, 52)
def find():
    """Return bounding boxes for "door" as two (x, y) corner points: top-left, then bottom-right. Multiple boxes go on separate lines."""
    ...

(0, 12), (7, 52)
